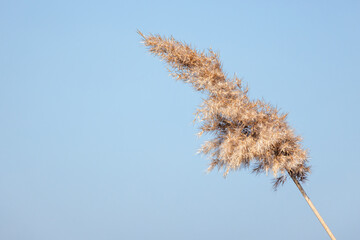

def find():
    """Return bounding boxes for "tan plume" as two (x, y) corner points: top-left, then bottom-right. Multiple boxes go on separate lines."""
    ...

(138, 31), (310, 189)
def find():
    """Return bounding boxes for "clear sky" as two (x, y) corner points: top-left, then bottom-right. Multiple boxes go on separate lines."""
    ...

(1, 0), (359, 239)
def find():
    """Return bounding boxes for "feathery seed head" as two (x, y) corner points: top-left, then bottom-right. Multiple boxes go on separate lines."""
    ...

(139, 31), (311, 189)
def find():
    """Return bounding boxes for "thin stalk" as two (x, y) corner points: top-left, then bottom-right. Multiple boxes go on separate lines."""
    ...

(288, 171), (336, 240)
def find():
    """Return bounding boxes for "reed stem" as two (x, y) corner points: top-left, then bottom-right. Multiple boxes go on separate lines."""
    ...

(288, 171), (336, 240)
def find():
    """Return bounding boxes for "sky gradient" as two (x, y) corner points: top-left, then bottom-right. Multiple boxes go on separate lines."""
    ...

(1, 1), (359, 239)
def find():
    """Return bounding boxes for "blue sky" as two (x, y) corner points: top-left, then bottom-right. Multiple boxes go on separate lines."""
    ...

(1, 0), (359, 239)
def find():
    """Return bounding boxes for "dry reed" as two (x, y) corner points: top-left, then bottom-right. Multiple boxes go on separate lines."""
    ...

(139, 31), (336, 239)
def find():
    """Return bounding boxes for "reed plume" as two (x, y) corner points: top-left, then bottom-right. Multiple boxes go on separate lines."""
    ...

(139, 31), (335, 239)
